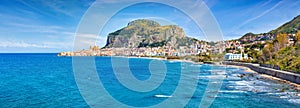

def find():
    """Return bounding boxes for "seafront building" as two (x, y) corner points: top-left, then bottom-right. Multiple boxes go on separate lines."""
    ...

(224, 53), (248, 60)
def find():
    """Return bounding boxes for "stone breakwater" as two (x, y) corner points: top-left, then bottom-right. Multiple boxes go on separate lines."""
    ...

(223, 61), (300, 84)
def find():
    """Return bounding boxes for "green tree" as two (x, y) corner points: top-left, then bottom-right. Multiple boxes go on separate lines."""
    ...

(276, 33), (288, 49)
(295, 30), (300, 48)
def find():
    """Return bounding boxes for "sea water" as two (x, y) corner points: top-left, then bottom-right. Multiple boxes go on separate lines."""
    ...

(0, 53), (299, 107)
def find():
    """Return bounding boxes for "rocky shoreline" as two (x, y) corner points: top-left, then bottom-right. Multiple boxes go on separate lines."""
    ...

(58, 51), (300, 91)
(223, 61), (300, 91)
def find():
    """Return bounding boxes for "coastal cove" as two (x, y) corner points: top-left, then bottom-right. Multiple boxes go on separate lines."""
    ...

(223, 61), (300, 89)
(1, 53), (298, 107)
(2, 1), (300, 107)
(60, 53), (300, 86)
(119, 56), (300, 91)
(56, 16), (300, 105)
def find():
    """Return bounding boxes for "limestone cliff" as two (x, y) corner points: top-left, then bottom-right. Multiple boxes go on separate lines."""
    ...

(104, 19), (199, 48)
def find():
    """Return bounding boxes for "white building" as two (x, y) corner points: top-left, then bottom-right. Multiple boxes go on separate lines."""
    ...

(224, 53), (248, 60)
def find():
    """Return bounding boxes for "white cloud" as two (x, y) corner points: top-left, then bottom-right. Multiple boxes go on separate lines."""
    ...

(0, 40), (50, 48)
(0, 40), (73, 51)
(43, 1), (74, 17)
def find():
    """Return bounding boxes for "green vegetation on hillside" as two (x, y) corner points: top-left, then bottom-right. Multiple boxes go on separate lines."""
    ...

(258, 31), (300, 72)
(270, 15), (300, 34)
(138, 40), (167, 48)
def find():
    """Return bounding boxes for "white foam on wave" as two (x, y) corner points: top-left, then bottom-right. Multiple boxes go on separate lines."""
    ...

(266, 92), (286, 95)
(227, 81), (257, 91)
(219, 90), (247, 93)
(190, 64), (202, 67)
(234, 80), (253, 86)
(169, 60), (181, 63)
(216, 96), (240, 98)
(209, 70), (226, 75)
(225, 76), (241, 80)
(226, 68), (241, 72)
(254, 80), (271, 86)
(198, 75), (224, 79)
(154, 94), (172, 98)
(288, 99), (300, 104)
(209, 81), (222, 84)
(280, 96), (288, 98)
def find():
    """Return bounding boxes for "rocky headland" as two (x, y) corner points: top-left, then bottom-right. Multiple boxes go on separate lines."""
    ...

(58, 19), (207, 57)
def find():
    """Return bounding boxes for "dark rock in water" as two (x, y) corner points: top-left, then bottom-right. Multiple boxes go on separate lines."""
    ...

(281, 88), (286, 92)
(104, 19), (201, 48)
(249, 73), (254, 77)
(238, 74), (247, 78)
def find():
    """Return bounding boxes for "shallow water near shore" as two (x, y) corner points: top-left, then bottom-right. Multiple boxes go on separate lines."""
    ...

(0, 53), (299, 107)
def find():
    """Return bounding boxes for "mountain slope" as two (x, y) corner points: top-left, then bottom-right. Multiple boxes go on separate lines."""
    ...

(239, 15), (300, 42)
(269, 15), (300, 33)
(104, 19), (200, 48)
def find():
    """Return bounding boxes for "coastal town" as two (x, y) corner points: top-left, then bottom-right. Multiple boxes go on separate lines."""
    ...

(57, 31), (298, 61)
(58, 16), (300, 74)
(3, 1), (300, 107)
(58, 42), (213, 57)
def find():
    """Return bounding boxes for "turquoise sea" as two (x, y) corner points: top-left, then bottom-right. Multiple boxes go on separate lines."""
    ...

(0, 53), (299, 108)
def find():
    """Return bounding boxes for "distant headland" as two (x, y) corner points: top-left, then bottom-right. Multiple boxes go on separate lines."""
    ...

(58, 19), (216, 62)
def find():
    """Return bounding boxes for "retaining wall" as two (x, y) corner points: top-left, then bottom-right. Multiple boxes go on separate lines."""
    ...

(223, 61), (300, 84)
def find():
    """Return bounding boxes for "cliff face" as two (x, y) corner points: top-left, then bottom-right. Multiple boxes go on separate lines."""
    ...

(104, 19), (198, 48)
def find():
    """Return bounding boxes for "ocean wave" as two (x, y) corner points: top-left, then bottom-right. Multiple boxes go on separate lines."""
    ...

(253, 80), (271, 86)
(216, 96), (240, 98)
(224, 76), (241, 80)
(190, 64), (202, 67)
(169, 60), (181, 63)
(154, 94), (172, 98)
(288, 99), (300, 104)
(197, 75), (224, 79)
(234, 81), (253, 86)
(266, 92), (286, 95)
(280, 96), (288, 98)
(219, 90), (247, 93)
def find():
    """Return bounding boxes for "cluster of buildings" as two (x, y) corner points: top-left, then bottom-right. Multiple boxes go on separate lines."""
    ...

(286, 33), (298, 46)
(57, 39), (249, 61)
(223, 32), (300, 61)
(240, 33), (276, 43)
(223, 34), (277, 60)
(225, 34), (276, 54)
(58, 31), (299, 61)
(58, 42), (216, 57)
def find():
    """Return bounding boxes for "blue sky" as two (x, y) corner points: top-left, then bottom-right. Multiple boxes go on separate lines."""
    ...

(0, 0), (300, 53)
